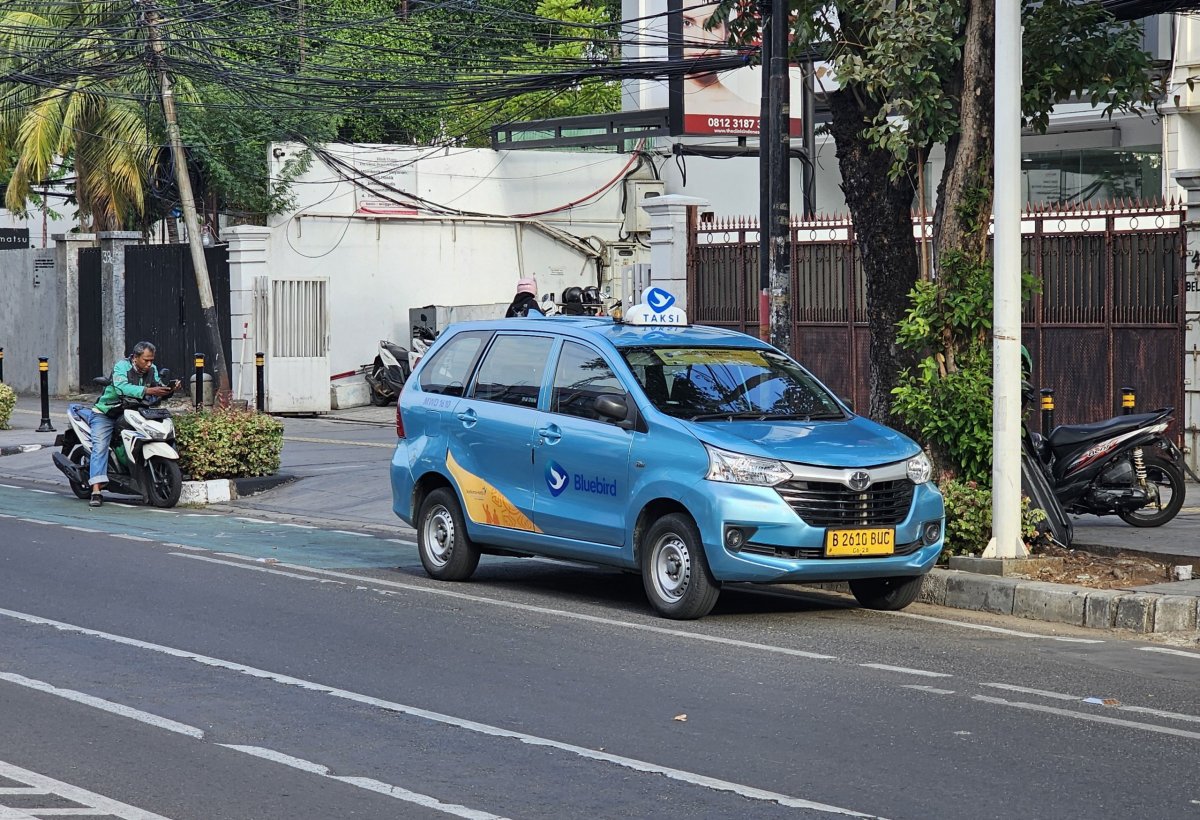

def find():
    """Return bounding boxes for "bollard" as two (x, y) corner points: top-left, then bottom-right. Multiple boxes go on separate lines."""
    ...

(1040, 389), (1055, 438)
(255, 352), (265, 413)
(194, 352), (205, 409)
(1121, 386), (1135, 415)
(0, 346), (4, 383)
(36, 357), (54, 432)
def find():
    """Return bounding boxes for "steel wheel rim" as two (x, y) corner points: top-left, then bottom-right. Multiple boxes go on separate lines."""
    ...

(423, 504), (455, 567)
(650, 533), (691, 601)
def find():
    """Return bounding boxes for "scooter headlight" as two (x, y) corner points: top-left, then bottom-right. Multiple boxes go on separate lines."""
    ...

(705, 445), (791, 486)
(907, 452), (933, 485)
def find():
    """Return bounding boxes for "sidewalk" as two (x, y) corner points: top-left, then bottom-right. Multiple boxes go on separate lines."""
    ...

(2, 394), (1197, 633)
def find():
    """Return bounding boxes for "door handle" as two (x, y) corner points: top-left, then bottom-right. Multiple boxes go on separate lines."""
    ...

(537, 425), (562, 444)
(456, 409), (477, 427)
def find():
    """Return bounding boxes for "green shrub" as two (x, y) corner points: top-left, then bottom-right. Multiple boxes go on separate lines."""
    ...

(0, 383), (15, 430)
(940, 479), (1048, 558)
(174, 409), (283, 480)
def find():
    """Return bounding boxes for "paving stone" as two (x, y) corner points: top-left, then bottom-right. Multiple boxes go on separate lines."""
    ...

(1083, 590), (1124, 630)
(1153, 595), (1199, 633)
(1115, 594), (1156, 633)
(1012, 581), (1086, 626)
(944, 571), (1018, 615)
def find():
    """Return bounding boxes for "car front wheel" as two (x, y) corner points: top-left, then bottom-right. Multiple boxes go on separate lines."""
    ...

(640, 513), (720, 620)
(417, 487), (480, 581)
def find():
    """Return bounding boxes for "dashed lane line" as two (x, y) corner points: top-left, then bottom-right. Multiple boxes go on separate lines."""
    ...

(0, 673), (509, 819)
(0, 759), (171, 820)
(175, 552), (346, 584)
(973, 695), (1200, 741)
(859, 663), (951, 678)
(1139, 646), (1200, 660)
(901, 685), (956, 695)
(0, 607), (875, 817)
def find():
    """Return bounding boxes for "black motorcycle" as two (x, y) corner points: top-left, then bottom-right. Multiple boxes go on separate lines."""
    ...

(364, 340), (411, 407)
(1025, 407), (1187, 528)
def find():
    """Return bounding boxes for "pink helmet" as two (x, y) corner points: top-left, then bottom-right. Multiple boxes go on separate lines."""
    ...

(516, 277), (538, 295)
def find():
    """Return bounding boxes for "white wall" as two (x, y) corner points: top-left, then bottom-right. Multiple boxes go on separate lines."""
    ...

(260, 144), (642, 379)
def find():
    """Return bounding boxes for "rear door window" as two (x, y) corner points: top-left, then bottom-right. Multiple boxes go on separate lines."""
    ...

(419, 330), (490, 396)
(469, 334), (554, 408)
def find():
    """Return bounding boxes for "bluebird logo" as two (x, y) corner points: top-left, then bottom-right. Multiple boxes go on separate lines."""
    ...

(545, 461), (569, 496)
(644, 287), (676, 313)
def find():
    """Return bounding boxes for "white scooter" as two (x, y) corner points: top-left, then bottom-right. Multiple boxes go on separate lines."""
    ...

(52, 376), (183, 507)
(365, 340), (412, 406)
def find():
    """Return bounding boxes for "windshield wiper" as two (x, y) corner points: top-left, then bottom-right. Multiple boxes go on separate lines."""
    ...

(688, 411), (770, 421)
(688, 411), (845, 422)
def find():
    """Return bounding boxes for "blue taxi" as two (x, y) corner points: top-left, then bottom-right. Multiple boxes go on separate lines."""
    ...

(391, 288), (944, 619)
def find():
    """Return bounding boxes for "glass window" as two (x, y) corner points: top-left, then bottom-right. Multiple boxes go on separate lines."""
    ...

(418, 331), (489, 396)
(469, 335), (553, 408)
(621, 346), (845, 420)
(551, 342), (627, 422)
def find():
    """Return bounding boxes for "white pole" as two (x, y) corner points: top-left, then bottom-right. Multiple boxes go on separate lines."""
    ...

(985, 0), (1028, 559)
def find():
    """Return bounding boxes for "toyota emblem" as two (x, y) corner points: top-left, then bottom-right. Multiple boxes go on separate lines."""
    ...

(848, 470), (871, 491)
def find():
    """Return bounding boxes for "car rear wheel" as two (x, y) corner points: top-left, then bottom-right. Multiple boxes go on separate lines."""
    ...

(640, 513), (720, 620)
(849, 575), (924, 611)
(417, 487), (480, 581)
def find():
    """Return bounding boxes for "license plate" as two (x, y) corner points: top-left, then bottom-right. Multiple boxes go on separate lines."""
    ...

(825, 528), (895, 557)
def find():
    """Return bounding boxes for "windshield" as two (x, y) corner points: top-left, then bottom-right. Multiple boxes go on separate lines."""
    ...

(619, 346), (846, 421)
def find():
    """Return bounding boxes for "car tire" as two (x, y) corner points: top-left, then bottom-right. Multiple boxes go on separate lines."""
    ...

(640, 513), (720, 620)
(417, 487), (480, 581)
(849, 575), (924, 611)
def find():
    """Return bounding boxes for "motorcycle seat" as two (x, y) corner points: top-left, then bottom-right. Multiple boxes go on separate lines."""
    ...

(1047, 409), (1170, 448)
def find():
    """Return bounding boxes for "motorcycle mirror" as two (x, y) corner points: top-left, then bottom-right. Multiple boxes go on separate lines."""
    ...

(159, 368), (171, 380)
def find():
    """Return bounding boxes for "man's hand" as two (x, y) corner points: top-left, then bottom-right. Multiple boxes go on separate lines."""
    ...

(146, 386), (172, 398)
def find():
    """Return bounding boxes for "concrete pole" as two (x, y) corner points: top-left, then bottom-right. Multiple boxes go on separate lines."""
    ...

(224, 225), (271, 405)
(53, 232), (97, 393)
(98, 231), (142, 373)
(1172, 169), (1200, 476)
(984, 0), (1028, 559)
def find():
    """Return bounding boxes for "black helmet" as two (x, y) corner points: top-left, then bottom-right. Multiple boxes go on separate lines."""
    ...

(582, 286), (600, 304)
(562, 286), (583, 304)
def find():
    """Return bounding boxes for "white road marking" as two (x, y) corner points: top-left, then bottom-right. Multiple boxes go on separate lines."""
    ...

(277, 522), (317, 530)
(0, 760), (170, 820)
(902, 685), (956, 695)
(1119, 705), (1200, 724)
(161, 542), (207, 551)
(1139, 646), (1200, 660)
(0, 672), (204, 738)
(860, 663), (951, 678)
(387, 538), (414, 545)
(973, 695), (1200, 741)
(173, 553), (345, 584)
(0, 484), (20, 489)
(332, 530), (371, 538)
(979, 683), (1081, 701)
(109, 534), (154, 542)
(882, 610), (1105, 643)
(61, 526), (102, 534)
(150, 556), (841, 661)
(284, 435), (393, 449)
(222, 745), (511, 820)
(16, 518), (48, 525)
(0, 608), (871, 816)
(0, 673), (508, 820)
(28, 489), (55, 495)
(235, 517), (270, 525)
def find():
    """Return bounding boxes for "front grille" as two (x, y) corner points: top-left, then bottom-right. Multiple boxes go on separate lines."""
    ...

(741, 539), (924, 560)
(775, 479), (914, 527)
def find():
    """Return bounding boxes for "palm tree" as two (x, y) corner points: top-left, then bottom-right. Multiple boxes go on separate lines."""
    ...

(0, 3), (156, 230)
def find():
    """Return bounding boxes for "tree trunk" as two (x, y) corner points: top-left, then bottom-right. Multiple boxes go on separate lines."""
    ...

(933, 0), (995, 265)
(826, 87), (922, 426)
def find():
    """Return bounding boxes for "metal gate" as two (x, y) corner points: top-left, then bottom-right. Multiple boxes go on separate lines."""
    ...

(78, 247), (103, 384)
(123, 244), (231, 378)
(689, 202), (1186, 429)
(255, 276), (330, 413)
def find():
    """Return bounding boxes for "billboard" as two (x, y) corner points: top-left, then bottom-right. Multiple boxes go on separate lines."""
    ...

(668, 0), (805, 137)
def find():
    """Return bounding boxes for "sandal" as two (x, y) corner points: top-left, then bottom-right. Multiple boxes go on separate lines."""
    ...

(89, 493), (102, 508)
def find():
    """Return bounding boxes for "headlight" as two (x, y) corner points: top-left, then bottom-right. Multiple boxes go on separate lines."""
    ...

(705, 445), (791, 486)
(907, 452), (932, 485)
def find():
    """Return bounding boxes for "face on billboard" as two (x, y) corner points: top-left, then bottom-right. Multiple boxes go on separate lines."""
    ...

(670, 0), (804, 138)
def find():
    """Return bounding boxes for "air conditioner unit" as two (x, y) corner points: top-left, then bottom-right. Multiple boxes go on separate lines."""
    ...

(602, 242), (638, 301)
(624, 180), (665, 233)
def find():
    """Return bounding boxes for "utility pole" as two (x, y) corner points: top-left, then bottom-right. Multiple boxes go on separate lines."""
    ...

(758, 0), (791, 348)
(138, 0), (231, 405)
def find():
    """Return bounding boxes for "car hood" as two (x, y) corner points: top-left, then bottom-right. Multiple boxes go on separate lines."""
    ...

(685, 415), (921, 468)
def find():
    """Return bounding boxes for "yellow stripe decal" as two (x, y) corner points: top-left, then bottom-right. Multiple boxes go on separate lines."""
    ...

(446, 450), (541, 533)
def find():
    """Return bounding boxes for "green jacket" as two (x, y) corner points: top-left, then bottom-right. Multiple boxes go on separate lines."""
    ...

(94, 358), (164, 415)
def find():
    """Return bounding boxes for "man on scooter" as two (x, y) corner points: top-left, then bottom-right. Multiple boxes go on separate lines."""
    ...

(77, 341), (178, 508)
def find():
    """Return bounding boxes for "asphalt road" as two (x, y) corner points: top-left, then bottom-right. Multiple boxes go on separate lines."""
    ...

(1, 482), (1199, 819)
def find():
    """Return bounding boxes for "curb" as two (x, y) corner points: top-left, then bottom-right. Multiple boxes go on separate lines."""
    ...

(233, 472), (296, 497)
(179, 479), (237, 506)
(917, 568), (1199, 633)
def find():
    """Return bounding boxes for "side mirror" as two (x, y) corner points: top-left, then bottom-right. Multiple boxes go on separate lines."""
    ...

(594, 394), (633, 428)
(93, 376), (112, 387)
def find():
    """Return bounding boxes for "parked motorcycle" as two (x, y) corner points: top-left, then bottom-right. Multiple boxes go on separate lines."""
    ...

(1024, 407), (1187, 528)
(409, 321), (438, 371)
(365, 340), (412, 406)
(52, 374), (184, 508)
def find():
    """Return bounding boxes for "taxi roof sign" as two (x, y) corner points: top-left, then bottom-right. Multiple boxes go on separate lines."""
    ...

(623, 287), (688, 326)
